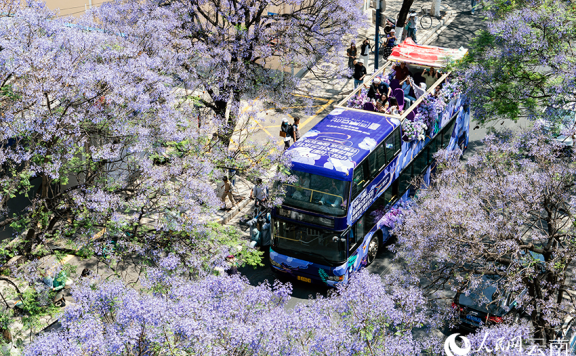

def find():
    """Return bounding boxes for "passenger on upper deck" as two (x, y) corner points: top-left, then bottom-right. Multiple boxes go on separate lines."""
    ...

(393, 62), (411, 82)
(401, 76), (417, 108)
(290, 174), (311, 201)
(375, 96), (389, 113)
(387, 97), (403, 115)
(422, 67), (439, 88)
(413, 80), (427, 99)
(365, 77), (390, 100)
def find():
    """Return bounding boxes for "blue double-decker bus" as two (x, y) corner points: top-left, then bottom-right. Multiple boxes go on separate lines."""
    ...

(270, 55), (470, 287)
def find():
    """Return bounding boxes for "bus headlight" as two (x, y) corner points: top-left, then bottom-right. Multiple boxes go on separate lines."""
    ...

(270, 259), (282, 268)
(327, 275), (344, 281)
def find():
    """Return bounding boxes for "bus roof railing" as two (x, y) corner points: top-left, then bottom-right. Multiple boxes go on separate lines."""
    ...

(399, 71), (450, 122)
(335, 62), (452, 123)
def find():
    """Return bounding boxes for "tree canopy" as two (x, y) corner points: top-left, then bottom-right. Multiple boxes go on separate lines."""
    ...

(395, 128), (576, 343)
(459, 0), (576, 124)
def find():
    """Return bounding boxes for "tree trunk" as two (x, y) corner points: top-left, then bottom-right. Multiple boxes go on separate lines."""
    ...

(41, 175), (49, 199)
(395, 0), (414, 42)
(22, 228), (36, 257)
(214, 99), (232, 147)
(430, 0), (441, 17)
(1, 328), (11, 343)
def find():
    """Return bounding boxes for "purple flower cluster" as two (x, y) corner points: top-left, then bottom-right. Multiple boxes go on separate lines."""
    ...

(25, 268), (447, 355)
(402, 120), (427, 142)
(348, 88), (369, 109)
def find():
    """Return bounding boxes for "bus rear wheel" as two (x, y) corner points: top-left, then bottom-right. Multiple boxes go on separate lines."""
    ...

(367, 235), (379, 266)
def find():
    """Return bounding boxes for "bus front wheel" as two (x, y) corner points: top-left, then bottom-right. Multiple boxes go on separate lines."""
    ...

(367, 236), (379, 266)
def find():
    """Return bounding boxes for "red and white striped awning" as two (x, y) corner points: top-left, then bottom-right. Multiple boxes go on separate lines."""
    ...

(388, 38), (468, 67)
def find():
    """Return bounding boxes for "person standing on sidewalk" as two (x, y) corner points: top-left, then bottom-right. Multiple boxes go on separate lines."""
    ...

(471, 0), (477, 14)
(407, 12), (418, 43)
(280, 118), (293, 149)
(346, 42), (358, 73)
(383, 29), (396, 59)
(353, 60), (367, 89)
(292, 117), (301, 142)
(360, 39), (372, 72)
(220, 176), (236, 210)
(250, 178), (268, 207)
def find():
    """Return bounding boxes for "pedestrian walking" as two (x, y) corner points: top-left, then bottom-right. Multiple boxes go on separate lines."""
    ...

(395, 14), (408, 42)
(250, 178), (268, 207)
(407, 12), (418, 43)
(219, 176), (236, 210)
(353, 59), (367, 89)
(292, 116), (301, 142)
(346, 41), (358, 72)
(383, 29), (396, 59)
(280, 118), (293, 149)
(360, 39), (372, 72)
(471, 0), (477, 13)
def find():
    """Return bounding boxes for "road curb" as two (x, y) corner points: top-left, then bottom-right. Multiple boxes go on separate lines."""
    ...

(420, 4), (457, 45)
(218, 176), (253, 225)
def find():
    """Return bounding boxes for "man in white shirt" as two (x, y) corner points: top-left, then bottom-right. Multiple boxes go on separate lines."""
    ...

(413, 81), (427, 99)
(250, 178), (268, 206)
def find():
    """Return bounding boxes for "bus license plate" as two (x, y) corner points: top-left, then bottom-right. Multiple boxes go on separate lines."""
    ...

(297, 276), (311, 283)
(466, 314), (482, 324)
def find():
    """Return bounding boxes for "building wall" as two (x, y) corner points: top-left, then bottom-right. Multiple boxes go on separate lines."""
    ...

(44, 0), (100, 17)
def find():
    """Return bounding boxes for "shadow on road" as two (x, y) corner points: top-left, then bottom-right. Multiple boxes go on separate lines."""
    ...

(238, 254), (329, 308)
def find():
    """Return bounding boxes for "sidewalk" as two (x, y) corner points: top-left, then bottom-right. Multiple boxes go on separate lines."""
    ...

(296, 0), (456, 100)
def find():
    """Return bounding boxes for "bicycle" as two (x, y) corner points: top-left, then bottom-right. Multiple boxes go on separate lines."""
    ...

(417, 5), (433, 29)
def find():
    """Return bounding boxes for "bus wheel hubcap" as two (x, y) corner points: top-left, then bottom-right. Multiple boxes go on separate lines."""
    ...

(368, 239), (378, 262)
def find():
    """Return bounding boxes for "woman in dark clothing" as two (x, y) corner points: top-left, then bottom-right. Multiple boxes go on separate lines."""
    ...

(280, 118), (293, 150)
(347, 42), (358, 70)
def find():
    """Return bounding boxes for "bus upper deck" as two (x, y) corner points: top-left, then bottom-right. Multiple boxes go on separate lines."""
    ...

(271, 40), (469, 286)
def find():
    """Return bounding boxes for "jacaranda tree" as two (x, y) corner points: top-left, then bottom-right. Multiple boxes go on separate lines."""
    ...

(394, 128), (576, 344)
(460, 0), (576, 124)
(24, 261), (543, 355)
(0, 0), (231, 264)
(88, 0), (366, 145)
(24, 263), (448, 356)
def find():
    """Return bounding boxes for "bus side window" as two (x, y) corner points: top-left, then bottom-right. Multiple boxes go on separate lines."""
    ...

(428, 136), (439, 164)
(413, 149), (428, 176)
(351, 162), (369, 199)
(366, 189), (390, 231)
(398, 162), (413, 196)
(385, 127), (401, 163)
(351, 215), (366, 252)
(442, 120), (456, 148)
(368, 144), (386, 178)
(384, 185), (394, 204)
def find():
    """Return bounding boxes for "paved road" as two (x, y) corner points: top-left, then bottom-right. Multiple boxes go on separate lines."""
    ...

(432, 0), (485, 49)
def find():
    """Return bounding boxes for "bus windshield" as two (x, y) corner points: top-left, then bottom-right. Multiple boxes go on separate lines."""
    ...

(273, 219), (346, 265)
(283, 170), (349, 216)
